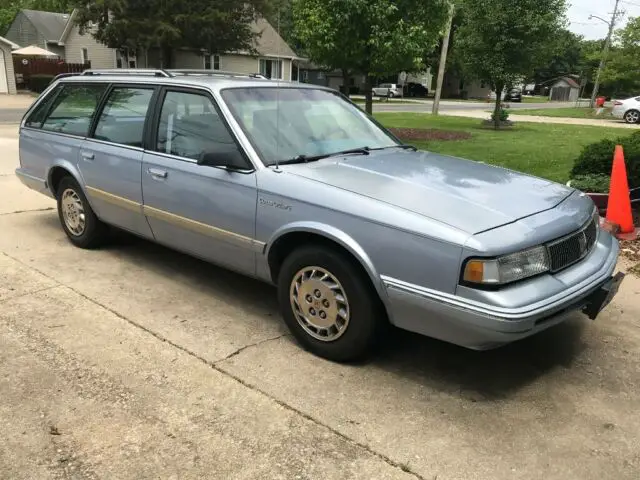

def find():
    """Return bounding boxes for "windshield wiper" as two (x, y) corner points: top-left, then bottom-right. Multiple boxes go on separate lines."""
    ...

(370, 144), (417, 152)
(278, 147), (371, 165)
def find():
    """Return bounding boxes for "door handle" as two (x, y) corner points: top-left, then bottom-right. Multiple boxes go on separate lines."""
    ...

(148, 168), (168, 179)
(81, 152), (95, 161)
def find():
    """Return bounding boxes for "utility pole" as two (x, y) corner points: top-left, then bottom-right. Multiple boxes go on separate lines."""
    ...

(589, 0), (621, 108)
(432, 2), (455, 115)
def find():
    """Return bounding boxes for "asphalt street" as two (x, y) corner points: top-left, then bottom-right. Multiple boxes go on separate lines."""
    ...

(0, 101), (577, 123)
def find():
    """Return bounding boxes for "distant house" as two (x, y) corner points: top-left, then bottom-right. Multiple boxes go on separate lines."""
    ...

(547, 75), (581, 102)
(6, 9), (302, 80)
(0, 36), (18, 94)
(4, 9), (68, 58)
(441, 72), (491, 99)
(298, 62), (367, 93)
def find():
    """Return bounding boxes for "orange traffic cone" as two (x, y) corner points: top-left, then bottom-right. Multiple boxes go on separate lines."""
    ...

(606, 145), (636, 239)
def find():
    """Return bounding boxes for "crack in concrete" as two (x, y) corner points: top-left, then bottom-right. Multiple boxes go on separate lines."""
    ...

(0, 284), (60, 305)
(1, 251), (428, 480)
(0, 207), (55, 216)
(214, 333), (290, 364)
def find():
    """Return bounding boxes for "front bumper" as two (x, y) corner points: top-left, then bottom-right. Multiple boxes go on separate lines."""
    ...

(382, 234), (620, 350)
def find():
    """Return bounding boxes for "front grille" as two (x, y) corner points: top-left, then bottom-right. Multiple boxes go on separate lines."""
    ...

(547, 218), (597, 272)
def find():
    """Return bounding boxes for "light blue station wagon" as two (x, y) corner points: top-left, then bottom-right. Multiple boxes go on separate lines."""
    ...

(16, 69), (624, 361)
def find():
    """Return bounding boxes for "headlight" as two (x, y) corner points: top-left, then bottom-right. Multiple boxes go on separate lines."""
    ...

(462, 245), (550, 286)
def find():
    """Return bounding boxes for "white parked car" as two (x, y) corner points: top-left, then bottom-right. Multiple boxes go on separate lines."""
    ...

(372, 83), (401, 98)
(612, 96), (640, 123)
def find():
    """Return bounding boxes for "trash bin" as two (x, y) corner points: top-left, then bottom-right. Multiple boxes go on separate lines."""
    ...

(596, 96), (606, 108)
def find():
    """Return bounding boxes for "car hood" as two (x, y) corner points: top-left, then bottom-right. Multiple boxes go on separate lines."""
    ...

(282, 150), (574, 234)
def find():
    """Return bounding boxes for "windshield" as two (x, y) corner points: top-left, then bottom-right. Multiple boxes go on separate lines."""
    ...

(220, 87), (398, 165)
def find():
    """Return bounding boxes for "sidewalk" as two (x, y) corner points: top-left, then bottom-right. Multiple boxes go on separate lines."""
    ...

(444, 109), (640, 129)
(0, 93), (37, 109)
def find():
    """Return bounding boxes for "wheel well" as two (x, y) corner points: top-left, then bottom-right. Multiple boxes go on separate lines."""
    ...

(49, 167), (72, 197)
(268, 232), (373, 285)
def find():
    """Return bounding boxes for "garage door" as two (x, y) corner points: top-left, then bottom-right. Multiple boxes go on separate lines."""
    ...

(0, 49), (8, 94)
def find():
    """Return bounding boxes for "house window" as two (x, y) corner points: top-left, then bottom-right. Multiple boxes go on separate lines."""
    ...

(81, 48), (89, 65)
(259, 58), (283, 79)
(204, 54), (220, 70)
(301, 70), (309, 83)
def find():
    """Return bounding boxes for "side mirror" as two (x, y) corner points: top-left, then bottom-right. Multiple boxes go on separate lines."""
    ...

(198, 148), (248, 170)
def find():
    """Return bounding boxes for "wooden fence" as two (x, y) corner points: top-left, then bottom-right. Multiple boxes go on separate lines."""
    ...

(13, 57), (90, 90)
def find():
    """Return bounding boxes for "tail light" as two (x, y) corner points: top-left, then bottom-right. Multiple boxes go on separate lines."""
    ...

(614, 101), (623, 106)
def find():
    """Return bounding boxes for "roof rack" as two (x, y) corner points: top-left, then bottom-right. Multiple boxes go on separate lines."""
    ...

(81, 68), (172, 78)
(167, 69), (267, 79)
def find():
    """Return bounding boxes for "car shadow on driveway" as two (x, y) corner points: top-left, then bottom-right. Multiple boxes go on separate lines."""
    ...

(95, 227), (589, 399)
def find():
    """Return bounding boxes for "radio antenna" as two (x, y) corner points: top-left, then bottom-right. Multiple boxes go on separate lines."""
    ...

(274, 6), (282, 171)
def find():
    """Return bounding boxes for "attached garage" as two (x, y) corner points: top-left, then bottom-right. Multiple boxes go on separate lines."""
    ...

(0, 36), (18, 94)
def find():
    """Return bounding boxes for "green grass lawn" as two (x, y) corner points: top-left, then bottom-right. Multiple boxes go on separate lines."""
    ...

(522, 96), (550, 103)
(351, 98), (415, 104)
(375, 113), (626, 183)
(509, 107), (613, 119)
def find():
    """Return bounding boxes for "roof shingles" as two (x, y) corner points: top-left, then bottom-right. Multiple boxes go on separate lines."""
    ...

(22, 9), (70, 43)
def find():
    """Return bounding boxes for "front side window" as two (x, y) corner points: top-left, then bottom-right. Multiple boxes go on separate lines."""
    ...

(93, 87), (154, 147)
(221, 87), (398, 165)
(156, 90), (237, 161)
(41, 83), (107, 136)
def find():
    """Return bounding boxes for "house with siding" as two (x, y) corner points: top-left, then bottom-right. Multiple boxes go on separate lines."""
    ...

(0, 36), (18, 94)
(6, 9), (301, 81)
(4, 9), (68, 57)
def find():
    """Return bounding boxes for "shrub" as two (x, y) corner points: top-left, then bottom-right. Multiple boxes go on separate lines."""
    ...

(569, 174), (611, 193)
(491, 107), (510, 122)
(28, 74), (55, 93)
(570, 131), (640, 189)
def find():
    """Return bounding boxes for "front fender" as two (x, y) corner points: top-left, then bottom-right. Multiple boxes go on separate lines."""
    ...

(264, 221), (390, 305)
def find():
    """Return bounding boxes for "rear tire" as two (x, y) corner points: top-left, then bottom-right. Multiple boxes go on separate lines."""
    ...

(56, 176), (108, 249)
(277, 245), (386, 362)
(624, 109), (640, 124)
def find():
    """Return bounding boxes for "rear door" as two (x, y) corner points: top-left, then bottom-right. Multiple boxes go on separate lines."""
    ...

(141, 87), (259, 274)
(79, 84), (157, 238)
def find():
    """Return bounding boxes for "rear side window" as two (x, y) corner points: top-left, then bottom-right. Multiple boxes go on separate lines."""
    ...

(41, 84), (107, 136)
(24, 86), (62, 128)
(93, 87), (154, 147)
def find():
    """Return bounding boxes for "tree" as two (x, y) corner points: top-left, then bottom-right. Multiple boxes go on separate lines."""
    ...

(73, 0), (271, 67)
(600, 17), (640, 97)
(292, 0), (449, 114)
(531, 29), (584, 85)
(456, 0), (567, 127)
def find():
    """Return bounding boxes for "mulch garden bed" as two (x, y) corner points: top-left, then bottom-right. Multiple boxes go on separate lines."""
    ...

(388, 128), (472, 142)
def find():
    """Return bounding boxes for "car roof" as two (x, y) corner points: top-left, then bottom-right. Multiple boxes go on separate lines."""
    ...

(56, 70), (334, 93)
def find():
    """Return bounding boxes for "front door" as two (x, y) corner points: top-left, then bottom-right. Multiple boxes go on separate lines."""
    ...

(79, 84), (156, 238)
(141, 88), (259, 275)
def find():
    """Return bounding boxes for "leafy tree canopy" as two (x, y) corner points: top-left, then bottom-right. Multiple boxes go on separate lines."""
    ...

(292, 0), (449, 113)
(73, 0), (271, 66)
(600, 16), (640, 97)
(456, 0), (567, 126)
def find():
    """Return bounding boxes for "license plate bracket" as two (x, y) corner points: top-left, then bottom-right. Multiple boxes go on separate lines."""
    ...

(583, 272), (626, 320)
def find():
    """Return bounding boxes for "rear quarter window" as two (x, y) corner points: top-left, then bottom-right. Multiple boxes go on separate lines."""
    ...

(41, 83), (107, 137)
(24, 86), (62, 128)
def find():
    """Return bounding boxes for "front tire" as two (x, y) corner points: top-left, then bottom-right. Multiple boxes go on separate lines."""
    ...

(56, 176), (108, 249)
(277, 245), (386, 362)
(624, 109), (640, 124)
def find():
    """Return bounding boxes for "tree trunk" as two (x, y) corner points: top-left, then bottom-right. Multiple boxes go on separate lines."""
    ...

(493, 81), (504, 129)
(160, 46), (173, 69)
(342, 69), (350, 98)
(365, 75), (373, 115)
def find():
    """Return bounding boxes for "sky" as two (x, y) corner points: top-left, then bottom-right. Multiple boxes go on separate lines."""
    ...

(568, 0), (640, 40)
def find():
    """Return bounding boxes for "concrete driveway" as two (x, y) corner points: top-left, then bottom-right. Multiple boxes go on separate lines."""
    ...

(1, 124), (640, 480)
